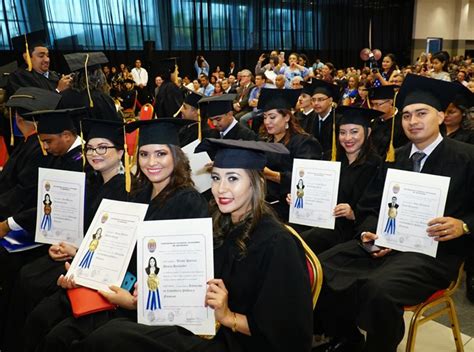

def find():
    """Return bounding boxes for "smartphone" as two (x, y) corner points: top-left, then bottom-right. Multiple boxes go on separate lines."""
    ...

(121, 271), (137, 292)
(358, 241), (382, 254)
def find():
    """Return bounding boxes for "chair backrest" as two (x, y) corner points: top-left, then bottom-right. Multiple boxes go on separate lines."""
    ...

(139, 103), (154, 120)
(445, 262), (465, 297)
(285, 225), (323, 309)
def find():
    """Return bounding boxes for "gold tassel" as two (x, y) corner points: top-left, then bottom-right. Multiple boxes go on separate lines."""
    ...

(330, 105), (337, 161)
(9, 107), (14, 146)
(123, 126), (131, 193)
(173, 104), (183, 118)
(25, 34), (32, 72)
(173, 64), (179, 86)
(385, 92), (399, 163)
(198, 108), (202, 141)
(84, 54), (94, 108)
(79, 121), (86, 170)
(33, 118), (47, 156)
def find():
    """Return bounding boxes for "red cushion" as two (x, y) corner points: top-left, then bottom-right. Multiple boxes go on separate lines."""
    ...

(306, 259), (315, 287)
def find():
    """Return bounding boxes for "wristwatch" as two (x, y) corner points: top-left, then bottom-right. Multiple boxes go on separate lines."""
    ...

(463, 223), (471, 235)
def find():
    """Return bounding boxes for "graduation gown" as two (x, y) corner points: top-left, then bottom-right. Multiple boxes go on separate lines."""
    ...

(71, 214), (313, 352)
(7, 69), (59, 96)
(295, 110), (317, 135)
(301, 151), (382, 254)
(178, 121), (219, 148)
(0, 134), (43, 220)
(315, 138), (474, 351)
(370, 112), (409, 158)
(446, 128), (474, 145)
(21, 185), (209, 352)
(155, 81), (184, 118)
(311, 110), (334, 157)
(222, 123), (257, 141)
(266, 133), (322, 220)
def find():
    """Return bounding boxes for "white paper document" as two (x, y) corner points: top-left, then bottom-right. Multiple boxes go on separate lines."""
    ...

(137, 218), (215, 336)
(289, 159), (341, 229)
(182, 139), (212, 193)
(375, 168), (450, 258)
(35, 168), (85, 247)
(67, 199), (148, 292)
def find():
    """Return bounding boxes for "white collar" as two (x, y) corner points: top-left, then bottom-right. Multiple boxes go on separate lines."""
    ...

(409, 134), (443, 172)
(67, 136), (83, 153)
(221, 118), (238, 136)
(318, 109), (332, 121)
(303, 108), (314, 116)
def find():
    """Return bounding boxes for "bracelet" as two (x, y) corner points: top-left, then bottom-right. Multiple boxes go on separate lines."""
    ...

(231, 312), (237, 333)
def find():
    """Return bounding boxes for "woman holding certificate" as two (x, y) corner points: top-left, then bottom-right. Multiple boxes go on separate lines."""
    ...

(72, 139), (313, 352)
(22, 119), (209, 352)
(301, 106), (384, 254)
(258, 88), (322, 221)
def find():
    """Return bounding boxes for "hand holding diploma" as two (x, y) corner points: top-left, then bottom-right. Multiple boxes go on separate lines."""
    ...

(98, 285), (137, 310)
(333, 203), (355, 220)
(57, 262), (80, 289)
(427, 217), (465, 241)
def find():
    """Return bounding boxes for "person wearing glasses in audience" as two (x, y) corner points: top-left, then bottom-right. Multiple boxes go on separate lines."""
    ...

(3, 119), (128, 352)
(368, 85), (409, 158)
(307, 80), (341, 158)
(71, 138), (313, 352)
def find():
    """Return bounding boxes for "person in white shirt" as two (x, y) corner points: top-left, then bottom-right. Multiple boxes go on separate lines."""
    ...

(131, 59), (148, 88)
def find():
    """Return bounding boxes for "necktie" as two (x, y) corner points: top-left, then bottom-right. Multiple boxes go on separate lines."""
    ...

(411, 151), (426, 172)
(318, 119), (323, 135)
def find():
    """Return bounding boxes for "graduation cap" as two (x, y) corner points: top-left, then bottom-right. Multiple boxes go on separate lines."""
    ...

(257, 88), (301, 111)
(184, 89), (204, 109)
(302, 79), (340, 100)
(63, 52), (109, 72)
(396, 74), (458, 112)
(199, 94), (236, 119)
(0, 61), (18, 88)
(336, 106), (384, 128)
(367, 85), (399, 100)
(81, 119), (123, 147)
(125, 118), (192, 147)
(6, 87), (61, 114)
(22, 107), (87, 134)
(11, 30), (48, 71)
(195, 138), (289, 170)
(451, 84), (474, 110)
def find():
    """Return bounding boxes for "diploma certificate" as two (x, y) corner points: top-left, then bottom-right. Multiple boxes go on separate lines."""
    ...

(182, 139), (212, 193)
(67, 199), (148, 292)
(375, 168), (450, 258)
(137, 218), (215, 336)
(35, 168), (85, 247)
(289, 159), (341, 229)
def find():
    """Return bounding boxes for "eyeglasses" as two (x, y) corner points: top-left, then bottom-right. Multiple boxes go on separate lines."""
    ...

(371, 100), (391, 108)
(85, 146), (116, 155)
(311, 97), (330, 103)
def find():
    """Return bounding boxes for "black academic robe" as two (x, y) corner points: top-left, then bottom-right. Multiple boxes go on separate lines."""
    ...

(119, 88), (137, 111)
(155, 81), (184, 118)
(7, 69), (59, 96)
(21, 185), (209, 352)
(295, 110), (317, 135)
(266, 133), (322, 220)
(70, 214), (313, 352)
(222, 122), (257, 141)
(315, 138), (474, 351)
(446, 128), (474, 145)
(370, 112), (409, 158)
(0, 134), (43, 220)
(311, 110), (334, 157)
(178, 121), (219, 147)
(301, 151), (382, 254)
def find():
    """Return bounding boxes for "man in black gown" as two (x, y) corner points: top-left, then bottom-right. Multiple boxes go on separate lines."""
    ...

(316, 75), (474, 352)
(198, 94), (257, 141)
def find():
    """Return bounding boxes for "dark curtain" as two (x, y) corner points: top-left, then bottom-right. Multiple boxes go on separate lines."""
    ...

(0, 0), (415, 71)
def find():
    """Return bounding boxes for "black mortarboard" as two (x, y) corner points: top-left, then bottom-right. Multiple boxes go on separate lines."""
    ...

(303, 79), (340, 100)
(199, 94), (236, 119)
(0, 61), (18, 88)
(257, 88), (301, 111)
(451, 84), (474, 110)
(158, 57), (179, 77)
(184, 89), (204, 109)
(6, 87), (61, 114)
(11, 30), (48, 53)
(336, 106), (384, 128)
(367, 85), (399, 100)
(125, 118), (192, 147)
(397, 74), (458, 112)
(63, 52), (109, 72)
(82, 119), (123, 147)
(195, 138), (289, 170)
(23, 108), (87, 134)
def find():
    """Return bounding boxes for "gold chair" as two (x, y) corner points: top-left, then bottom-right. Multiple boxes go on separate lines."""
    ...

(404, 262), (465, 352)
(285, 225), (323, 309)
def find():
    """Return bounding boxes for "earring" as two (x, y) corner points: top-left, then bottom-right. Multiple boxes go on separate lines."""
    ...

(285, 122), (289, 130)
(118, 161), (125, 174)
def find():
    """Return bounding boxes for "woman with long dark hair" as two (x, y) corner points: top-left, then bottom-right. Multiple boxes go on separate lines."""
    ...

(443, 89), (474, 144)
(72, 138), (313, 352)
(373, 53), (399, 87)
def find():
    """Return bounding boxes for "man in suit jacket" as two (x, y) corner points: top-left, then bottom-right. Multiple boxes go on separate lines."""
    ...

(232, 69), (255, 121)
(199, 94), (256, 141)
(314, 75), (474, 352)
